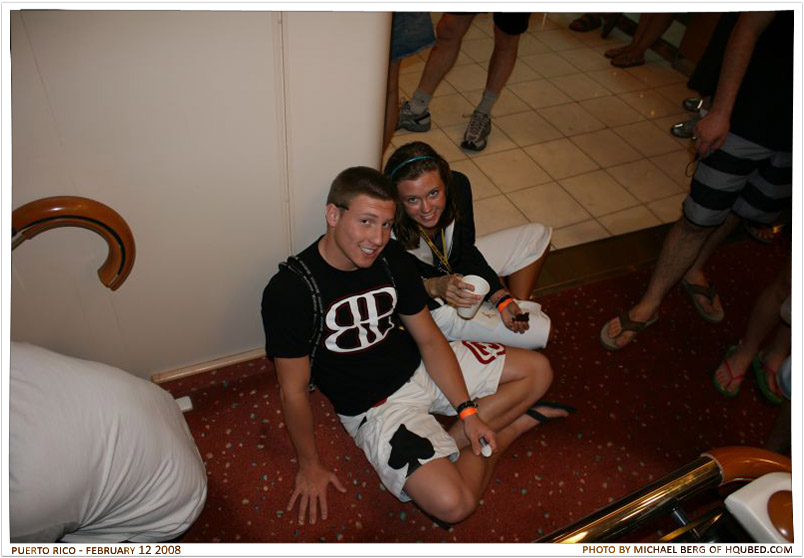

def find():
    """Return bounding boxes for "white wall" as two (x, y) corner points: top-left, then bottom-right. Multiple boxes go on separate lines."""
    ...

(10, 10), (391, 378)
(282, 12), (389, 250)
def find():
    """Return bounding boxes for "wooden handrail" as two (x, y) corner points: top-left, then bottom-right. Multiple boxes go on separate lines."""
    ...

(703, 446), (792, 484)
(12, 196), (136, 290)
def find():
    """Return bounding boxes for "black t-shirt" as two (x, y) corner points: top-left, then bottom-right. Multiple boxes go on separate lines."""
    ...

(261, 238), (428, 416)
(730, 11), (793, 152)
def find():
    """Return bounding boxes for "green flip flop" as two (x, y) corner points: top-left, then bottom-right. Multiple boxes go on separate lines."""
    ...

(753, 352), (783, 405)
(712, 345), (744, 398)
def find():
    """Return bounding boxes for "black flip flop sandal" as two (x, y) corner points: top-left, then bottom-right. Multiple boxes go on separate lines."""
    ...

(526, 399), (576, 423)
(680, 279), (724, 324)
(600, 311), (658, 351)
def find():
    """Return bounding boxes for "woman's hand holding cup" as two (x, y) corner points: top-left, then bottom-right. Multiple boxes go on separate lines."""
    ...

(455, 275), (490, 319)
(434, 275), (482, 308)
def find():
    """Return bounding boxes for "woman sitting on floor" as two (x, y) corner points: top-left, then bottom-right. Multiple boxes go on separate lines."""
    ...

(384, 141), (552, 349)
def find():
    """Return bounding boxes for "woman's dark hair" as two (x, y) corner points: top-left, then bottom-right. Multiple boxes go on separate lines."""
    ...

(383, 141), (459, 249)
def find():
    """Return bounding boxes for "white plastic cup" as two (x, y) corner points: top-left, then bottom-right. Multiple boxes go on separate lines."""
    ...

(456, 275), (490, 320)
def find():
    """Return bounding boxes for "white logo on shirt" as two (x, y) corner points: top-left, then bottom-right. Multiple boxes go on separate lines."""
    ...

(324, 287), (397, 352)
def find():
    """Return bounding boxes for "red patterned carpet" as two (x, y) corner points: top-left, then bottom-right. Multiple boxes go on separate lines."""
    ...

(163, 237), (788, 543)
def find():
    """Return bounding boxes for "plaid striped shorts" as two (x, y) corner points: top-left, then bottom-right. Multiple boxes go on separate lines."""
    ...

(683, 132), (791, 227)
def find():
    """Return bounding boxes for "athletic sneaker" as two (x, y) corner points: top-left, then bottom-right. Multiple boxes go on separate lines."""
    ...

(670, 116), (700, 139)
(397, 100), (431, 132)
(461, 110), (491, 152)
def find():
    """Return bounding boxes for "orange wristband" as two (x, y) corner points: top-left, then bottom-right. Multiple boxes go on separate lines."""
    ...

(459, 407), (478, 420)
(497, 297), (515, 313)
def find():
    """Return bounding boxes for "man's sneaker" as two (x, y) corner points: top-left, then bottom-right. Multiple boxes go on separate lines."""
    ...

(670, 116), (700, 139)
(682, 96), (703, 112)
(461, 110), (491, 152)
(397, 100), (431, 132)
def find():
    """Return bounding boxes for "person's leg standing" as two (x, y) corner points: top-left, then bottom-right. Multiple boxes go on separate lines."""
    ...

(602, 132), (779, 348)
(461, 13), (529, 151)
(683, 138), (792, 317)
(398, 14), (475, 133)
(603, 217), (714, 348)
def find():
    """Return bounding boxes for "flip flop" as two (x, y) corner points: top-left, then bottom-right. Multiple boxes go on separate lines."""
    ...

(753, 352), (783, 405)
(680, 278), (724, 323)
(712, 344), (745, 398)
(526, 399), (576, 423)
(600, 311), (658, 351)
(604, 45), (630, 59)
(611, 53), (646, 68)
(414, 503), (453, 531)
(744, 221), (782, 244)
(569, 14), (602, 32)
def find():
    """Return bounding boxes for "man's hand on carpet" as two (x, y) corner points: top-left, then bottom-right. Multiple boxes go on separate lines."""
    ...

(288, 463), (346, 525)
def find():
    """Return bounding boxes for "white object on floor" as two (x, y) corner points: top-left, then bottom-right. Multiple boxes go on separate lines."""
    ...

(175, 395), (193, 413)
(10, 342), (207, 543)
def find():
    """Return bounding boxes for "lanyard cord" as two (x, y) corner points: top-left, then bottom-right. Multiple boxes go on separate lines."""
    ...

(417, 225), (451, 274)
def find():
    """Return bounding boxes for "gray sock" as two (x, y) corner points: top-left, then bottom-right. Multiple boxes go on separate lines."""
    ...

(476, 90), (498, 115)
(409, 90), (432, 114)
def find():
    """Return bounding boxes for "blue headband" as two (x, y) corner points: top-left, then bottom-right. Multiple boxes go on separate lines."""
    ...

(388, 155), (436, 179)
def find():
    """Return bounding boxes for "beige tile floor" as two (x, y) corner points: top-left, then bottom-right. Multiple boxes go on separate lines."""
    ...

(385, 13), (699, 250)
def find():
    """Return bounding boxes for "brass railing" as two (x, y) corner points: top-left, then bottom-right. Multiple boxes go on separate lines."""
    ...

(538, 446), (791, 543)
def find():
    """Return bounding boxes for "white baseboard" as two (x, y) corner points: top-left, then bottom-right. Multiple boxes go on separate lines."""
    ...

(151, 348), (266, 384)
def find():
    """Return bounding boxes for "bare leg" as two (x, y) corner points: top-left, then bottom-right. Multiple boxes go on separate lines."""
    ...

(629, 13), (674, 56)
(606, 216), (717, 347)
(403, 411), (539, 523)
(714, 258), (790, 390)
(506, 252), (548, 301)
(484, 24), (521, 95)
(763, 323), (791, 368)
(682, 213), (740, 316)
(406, 347), (568, 523)
(416, 14), (475, 95)
(447, 348), (551, 445)
(610, 13), (674, 63)
(383, 59), (402, 153)
(761, 255), (792, 371)
(608, 13), (651, 56)
(629, 13), (652, 48)
(447, 348), (568, 454)
(405, 348), (562, 523)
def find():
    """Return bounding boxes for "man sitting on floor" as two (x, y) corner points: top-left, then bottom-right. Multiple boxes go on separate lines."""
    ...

(261, 166), (567, 525)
